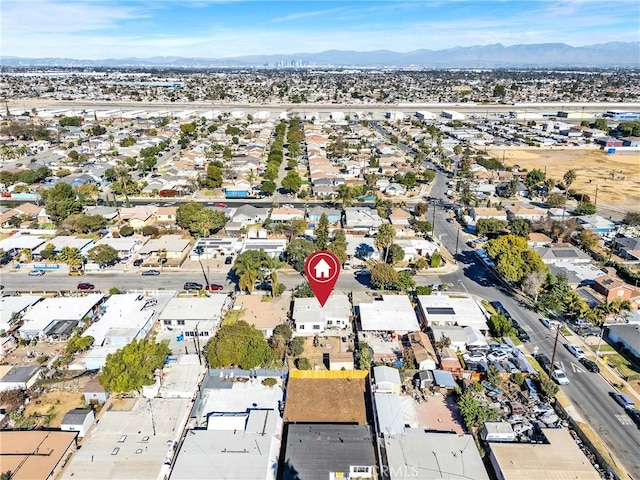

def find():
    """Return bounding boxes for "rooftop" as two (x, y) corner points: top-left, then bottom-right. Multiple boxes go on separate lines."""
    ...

(489, 428), (600, 480)
(292, 294), (352, 325)
(358, 295), (419, 332)
(0, 430), (78, 480)
(282, 424), (376, 480)
(159, 295), (229, 321)
(384, 430), (489, 480)
(84, 294), (154, 347)
(60, 398), (191, 480)
(0, 295), (42, 323)
(417, 294), (489, 330)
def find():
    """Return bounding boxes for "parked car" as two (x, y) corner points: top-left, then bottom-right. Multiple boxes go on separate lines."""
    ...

(205, 284), (224, 291)
(610, 392), (636, 410)
(77, 282), (95, 291)
(463, 352), (486, 363)
(487, 351), (509, 362)
(28, 270), (45, 276)
(514, 326), (530, 342)
(535, 353), (552, 373)
(225, 256), (233, 265)
(401, 268), (417, 276)
(354, 269), (371, 277)
(540, 317), (560, 330)
(141, 269), (160, 276)
(480, 381), (504, 397)
(69, 270), (84, 276)
(551, 369), (570, 385)
(184, 282), (203, 291)
(490, 343), (512, 353)
(133, 258), (144, 267)
(579, 358), (600, 373)
(214, 203), (227, 208)
(565, 343), (586, 359)
(628, 408), (640, 426)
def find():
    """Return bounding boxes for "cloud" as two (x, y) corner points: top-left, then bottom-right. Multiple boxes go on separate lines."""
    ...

(267, 6), (350, 23)
(1, 0), (148, 35)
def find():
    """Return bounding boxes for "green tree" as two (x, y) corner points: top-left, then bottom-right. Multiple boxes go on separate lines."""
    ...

(42, 182), (83, 224)
(286, 238), (315, 272)
(594, 118), (609, 132)
(336, 183), (354, 207)
(546, 192), (566, 207)
(315, 213), (329, 250)
(288, 336), (305, 357)
(281, 170), (302, 193)
(622, 211), (640, 226)
(370, 261), (399, 290)
(412, 220), (433, 236)
(574, 201), (596, 216)
(476, 218), (508, 237)
(577, 229), (599, 249)
(430, 252), (442, 268)
(328, 229), (348, 264)
(524, 168), (546, 189)
(204, 321), (276, 369)
(457, 391), (498, 430)
(534, 373), (559, 399)
(39, 243), (57, 260)
(537, 273), (572, 313)
(233, 250), (270, 293)
(414, 202), (428, 217)
(356, 342), (372, 370)
(387, 244), (405, 265)
(66, 335), (95, 354)
(510, 218), (531, 238)
(272, 324), (293, 342)
(87, 244), (118, 265)
(375, 224), (396, 263)
(57, 246), (83, 270)
(99, 339), (171, 393)
(60, 213), (107, 234)
(396, 271), (416, 291)
(176, 202), (226, 237)
(203, 162), (223, 188)
(119, 225), (134, 237)
(296, 357), (312, 370)
(261, 180), (277, 195)
(486, 235), (547, 284)
(488, 313), (515, 337)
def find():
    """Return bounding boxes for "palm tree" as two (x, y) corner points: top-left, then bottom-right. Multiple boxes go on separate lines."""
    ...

(158, 248), (167, 271)
(265, 257), (283, 297)
(336, 184), (354, 208)
(234, 254), (261, 293)
(610, 298), (633, 322)
(563, 291), (586, 319)
(562, 169), (577, 220)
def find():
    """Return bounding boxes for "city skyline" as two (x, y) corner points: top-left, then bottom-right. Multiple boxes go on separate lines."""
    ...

(2, 0), (639, 60)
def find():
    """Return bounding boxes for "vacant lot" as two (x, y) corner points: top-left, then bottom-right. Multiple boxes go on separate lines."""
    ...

(488, 147), (640, 214)
(22, 390), (85, 428)
(284, 377), (368, 424)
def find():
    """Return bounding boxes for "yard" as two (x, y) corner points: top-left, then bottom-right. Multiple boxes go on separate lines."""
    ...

(20, 390), (86, 428)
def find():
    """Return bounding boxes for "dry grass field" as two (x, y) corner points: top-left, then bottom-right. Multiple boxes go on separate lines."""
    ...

(488, 147), (640, 214)
(22, 390), (85, 428)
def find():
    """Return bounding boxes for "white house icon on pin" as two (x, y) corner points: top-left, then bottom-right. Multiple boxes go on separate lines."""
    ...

(314, 259), (331, 279)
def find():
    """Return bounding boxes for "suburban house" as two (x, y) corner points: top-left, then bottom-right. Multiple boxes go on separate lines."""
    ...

(469, 207), (508, 222)
(231, 204), (269, 226)
(343, 207), (384, 233)
(138, 235), (191, 263)
(159, 295), (230, 340)
(155, 206), (178, 228)
(577, 215), (617, 234)
(527, 232), (553, 248)
(0, 365), (42, 392)
(83, 378), (109, 405)
(605, 324), (640, 361)
(32, 236), (95, 258)
(534, 244), (592, 265)
(189, 237), (243, 260)
(406, 331), (438, 370)
(417, 294), (489, 331)
(592, 274), (638, 302)
(223, 181), (252, 199)
(241, 238), (287, 258)
(93, 236), (144, 258)
(233, 295), (287, 338)
(292, 294), (352, 335)
(357, 295), (420, 333)
(614, 237), (640, 261)
(506, 205), (547, 221)
(118, 206), (156, 229)
(270, 207), (304, 222)
(307, 206), (342, 224)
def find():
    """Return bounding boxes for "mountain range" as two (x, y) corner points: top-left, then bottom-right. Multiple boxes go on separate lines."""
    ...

(2, 42), (639, 68)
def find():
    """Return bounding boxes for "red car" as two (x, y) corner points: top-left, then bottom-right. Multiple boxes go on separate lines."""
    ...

(205, 284), (224, 291)
(214, 203), (227, 209)
(77, 282), (95, 290)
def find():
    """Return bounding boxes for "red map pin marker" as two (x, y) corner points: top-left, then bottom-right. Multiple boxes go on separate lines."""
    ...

(304, 250), (341, 307)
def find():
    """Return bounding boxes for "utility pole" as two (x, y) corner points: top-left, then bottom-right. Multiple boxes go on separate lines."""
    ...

(454, 227), (460, 264)
(431, 201), (437, 239)
(594, 183), (598, 207)
(550, 326), (561, 371)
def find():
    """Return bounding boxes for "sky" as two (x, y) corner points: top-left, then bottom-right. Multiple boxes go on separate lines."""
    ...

(2, 0), (639, 59)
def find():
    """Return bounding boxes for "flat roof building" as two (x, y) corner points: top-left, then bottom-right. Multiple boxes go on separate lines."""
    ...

(417, 294), (489, 331)
(358, 295), (420, 333)
(0, 431), (78, 480)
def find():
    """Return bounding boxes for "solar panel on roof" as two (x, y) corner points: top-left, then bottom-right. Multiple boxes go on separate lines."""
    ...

(553, 250), (578, 258)
(426, 307), (456, 315)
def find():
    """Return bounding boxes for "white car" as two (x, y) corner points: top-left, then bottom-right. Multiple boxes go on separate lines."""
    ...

(551, 369), (570, 385)
(28, 270), (45, 276)
(540, 317), (560, 330)
(565, 343), (586, 359)
(487, 351), (509, 362)
(463, 352), (486, 363)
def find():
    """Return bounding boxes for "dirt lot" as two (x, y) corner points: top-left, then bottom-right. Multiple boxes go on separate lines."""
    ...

(488, 147), (640, 214)
(284, 377), (368, 424)
(22, 390), (86, 428)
